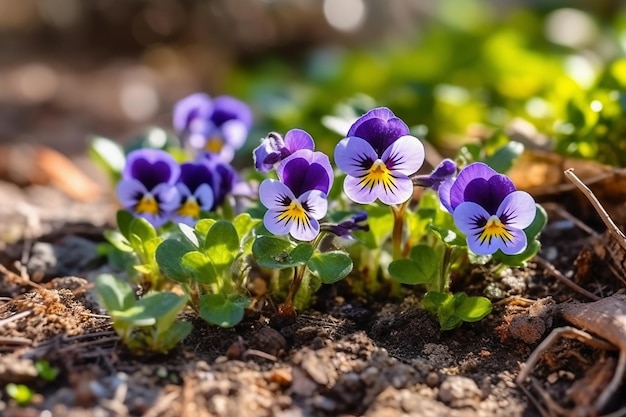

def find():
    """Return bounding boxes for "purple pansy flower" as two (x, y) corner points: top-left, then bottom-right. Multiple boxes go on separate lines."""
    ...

(334, 107), (425, 205)
(259, 149), (334, 241)
(413, 159), (457, 191)
(253, 129), (315, 173)
(171, 161), (217, 226)
(323, 211), (370, 238)
(445, 162), (536, 255)
(174, 93), (253, 162)
(116, 149), (181, 228)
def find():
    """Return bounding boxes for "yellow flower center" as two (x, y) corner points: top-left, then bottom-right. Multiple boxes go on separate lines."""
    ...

(135, 194), (159, 215)
(178, 197), (200, 218)
(205, 137), (224, 153)
(358, 159), (395, 191)
(277, 199), (310, 228)
(478, 215), (514, 244)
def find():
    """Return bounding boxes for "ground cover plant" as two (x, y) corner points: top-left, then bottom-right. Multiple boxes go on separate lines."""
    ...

(3, 2), (626, 417)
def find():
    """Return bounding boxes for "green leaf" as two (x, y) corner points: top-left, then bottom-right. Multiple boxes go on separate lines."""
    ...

(203, 221), (240, 274)
(388, 258), (435, 285)
(156, 239), (193, 283)
(493, 240), (541, 267)
(199, 293), (248, 327)
(181, 251), (218, 284)
(252, 236), (312, 269)
(103, 230), (133, 253)
(136, 291), (188, 332)
(112, 305), (156, 326)
(455, 295), (492, 322)
(156, 321), (193, 351)
(130, 217), (157, 242)
(117, 210), (135, 240)
(429, 224), (467, 247)
(485, 141), (524, 173)
(178, 223), (200, 247)
(6, 383), (34, 406)
(35, 360), (59, 382)
(422, 291), (450, 315)
(233, 213), (260, 240)
(88, 136), (125, 182)
(95, 274), (135, 312)
(307, 251), (353, 284)
(195, 219), (216, 244)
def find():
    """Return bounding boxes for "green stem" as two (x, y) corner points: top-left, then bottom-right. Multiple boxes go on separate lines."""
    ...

(437, 245), (453, 293)
(284, 265), (307, 309)
(391, 201), (409, 260)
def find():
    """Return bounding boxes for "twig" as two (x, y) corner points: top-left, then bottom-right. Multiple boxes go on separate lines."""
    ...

(564, 168), (626, 253)
(0, 310), (32, 328)
(534, 256), (600, 301)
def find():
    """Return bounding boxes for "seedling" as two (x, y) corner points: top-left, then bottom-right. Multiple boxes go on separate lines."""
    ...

(95, 274), (192, 354)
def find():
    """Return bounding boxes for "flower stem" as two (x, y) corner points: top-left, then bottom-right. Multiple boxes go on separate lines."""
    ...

(391, 201), (409, 260)
(437, 245), (453, 293)
(284, 265), (306, 309)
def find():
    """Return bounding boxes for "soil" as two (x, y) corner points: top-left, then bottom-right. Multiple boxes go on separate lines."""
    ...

(1, 170), (626, 417)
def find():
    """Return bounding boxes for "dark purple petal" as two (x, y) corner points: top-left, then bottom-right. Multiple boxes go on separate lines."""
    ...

(211, 95), (253, 128)
(123, 149), (180, 190)
(173, 93), (213, 132)
(347, 107), (410, 156)
(463, 174), (515, 214)
(179, 161), (218, 195)
(278, 150), (334, 196)
(448, 162), (498, 211)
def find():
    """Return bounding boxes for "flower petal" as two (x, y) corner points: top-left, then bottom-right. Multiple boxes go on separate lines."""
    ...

(211, 95), (253, 128)
(300, 190), (328, 220)
(194, 183), (215, 211)
(173, 93), (213, 132)
(290, 216), (320, 241)
(152, 183), (181, 212)
(259, 179), (296, 210)
(496, 227), (528, 255)
(116, 179), (147, 208)
(334, 136), (378, 177)
(343, 173), (413, 205)
(448, 162), (498, 211)
(263, 209), (292, 236)
(284, 128), (315, 153)
(278, 150), (333, 195)
(381, 135), (425, 175)
(220, 119), (249, 151)
(496, 191), (536, 229)
(453, 201), (491, 236)
(123, 149), (180, 188)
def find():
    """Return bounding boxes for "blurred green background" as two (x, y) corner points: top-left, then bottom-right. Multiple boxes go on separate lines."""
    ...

(1, 0), (626, 166)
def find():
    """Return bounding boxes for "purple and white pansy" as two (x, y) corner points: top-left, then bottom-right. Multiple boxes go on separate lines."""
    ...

(334, 107), (425, 205)
(259, 148), (334, 241)
(116, 149), (181, 228)
(441, 162), (537, 256)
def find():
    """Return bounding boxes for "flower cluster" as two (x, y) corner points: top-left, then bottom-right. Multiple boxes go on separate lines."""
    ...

(255, 130), (333, 241)
(439, 162), (536, 256)
(174, 93), (253, 162)
(116, 93), (252, 227)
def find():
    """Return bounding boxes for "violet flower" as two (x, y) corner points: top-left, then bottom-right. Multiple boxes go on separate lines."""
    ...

(253, 129), (315, 173)
(412, 159), (457, 191)
(259, 149), (334, 241)
(323, 211), (370, 238)
(445, 162), (536, 255)
(171, 161), (217, 226)
(334, 107), (425, 205)
(174, 93), (253, 162)
(116, 149), (181, 227)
